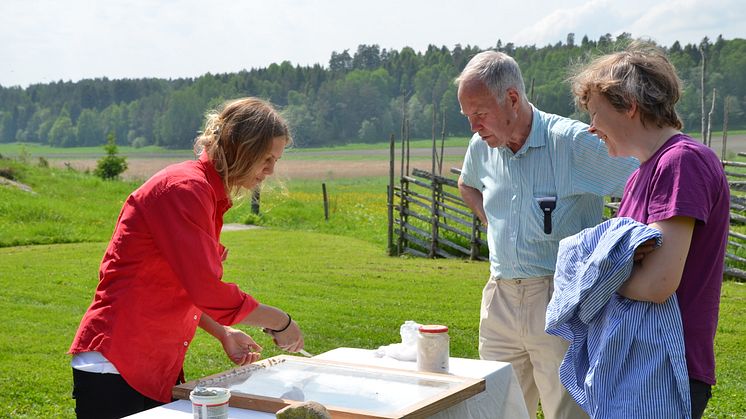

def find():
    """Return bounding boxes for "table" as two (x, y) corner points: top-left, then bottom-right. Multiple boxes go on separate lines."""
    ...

(125, 347), (528, 418)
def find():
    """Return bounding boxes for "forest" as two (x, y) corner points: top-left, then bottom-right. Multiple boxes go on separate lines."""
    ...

(0, 33), (744, 149)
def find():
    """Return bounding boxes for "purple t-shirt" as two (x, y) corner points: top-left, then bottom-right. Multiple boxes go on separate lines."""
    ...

(617, 134), (729, 385)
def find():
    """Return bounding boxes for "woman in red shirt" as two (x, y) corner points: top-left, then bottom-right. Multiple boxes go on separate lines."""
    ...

(69, 97), (304, 418)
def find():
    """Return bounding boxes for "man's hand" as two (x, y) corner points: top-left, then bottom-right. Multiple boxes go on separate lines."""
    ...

(220, 326), (262, 366)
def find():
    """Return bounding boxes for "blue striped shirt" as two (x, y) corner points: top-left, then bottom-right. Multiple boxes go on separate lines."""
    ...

(460, 107), (637, 278)
(546, 217), (691, 419)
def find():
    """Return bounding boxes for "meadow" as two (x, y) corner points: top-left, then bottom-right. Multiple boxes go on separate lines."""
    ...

(0, 142), (744, 418)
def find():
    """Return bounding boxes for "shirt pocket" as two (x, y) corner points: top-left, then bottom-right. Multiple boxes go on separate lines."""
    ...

(526, 196), (584, 244)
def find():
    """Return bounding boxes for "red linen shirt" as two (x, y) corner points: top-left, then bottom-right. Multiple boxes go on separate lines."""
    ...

(69, 153), (259, 402)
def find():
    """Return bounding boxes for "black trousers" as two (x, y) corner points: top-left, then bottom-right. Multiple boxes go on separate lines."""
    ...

(690, 379), (712, 419)
(72, 368), (164, 419)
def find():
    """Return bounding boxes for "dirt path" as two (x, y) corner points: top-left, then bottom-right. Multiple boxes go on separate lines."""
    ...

(46, 135), (746, 181)
(49, 157), (436, 181)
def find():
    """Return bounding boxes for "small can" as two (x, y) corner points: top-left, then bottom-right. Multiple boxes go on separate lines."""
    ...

(189, 386), (230, 419)
(416, 324), (449, 373)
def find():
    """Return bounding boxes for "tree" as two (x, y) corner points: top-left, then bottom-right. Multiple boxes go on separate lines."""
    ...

(76, 109), (104, 146)
(352, 44), (382, 70)
(669, 41), (682, 54)
(358, 118), (379, 142)
(329, 50), (353, 74)
(283, 90), (327, 147)
(615, 32), (632, 45)
(566, 33), (575, 48)
(0, 36), (745, 150)
(0, 112), (16, 142)
(155, 89), (203, 148)
(100, 103), (131, 147)
(94, 133), (128, 179)
(598, 33), (613, 50)
(48, 107), (76, 147)
(25, 107), (52, 143)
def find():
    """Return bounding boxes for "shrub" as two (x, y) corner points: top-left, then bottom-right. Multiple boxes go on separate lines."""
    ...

(94, 133), (128, 180)
(132, 136), (148, 149)
(0, 166), (17, 180)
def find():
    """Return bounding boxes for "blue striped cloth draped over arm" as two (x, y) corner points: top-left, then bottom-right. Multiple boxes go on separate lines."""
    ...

(546, 217), (691, 419)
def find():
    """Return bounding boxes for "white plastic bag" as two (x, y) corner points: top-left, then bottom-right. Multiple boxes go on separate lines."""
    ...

(373, 320), (421, 361)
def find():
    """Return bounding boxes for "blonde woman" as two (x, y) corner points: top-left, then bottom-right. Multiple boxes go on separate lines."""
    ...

(69, 97), (304, 418)
(570, 42), (729, 419)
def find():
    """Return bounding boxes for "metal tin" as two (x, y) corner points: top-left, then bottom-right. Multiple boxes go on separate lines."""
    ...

(189, 386), (230, 419)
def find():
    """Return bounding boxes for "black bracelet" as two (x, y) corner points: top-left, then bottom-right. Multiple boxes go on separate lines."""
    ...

(268, 313), (292, 333)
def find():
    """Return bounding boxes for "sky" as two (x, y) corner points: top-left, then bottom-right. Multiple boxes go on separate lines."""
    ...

(1, 0), (744, 88)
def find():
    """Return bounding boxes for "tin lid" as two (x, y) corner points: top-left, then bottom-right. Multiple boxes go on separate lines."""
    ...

(190, 386), (231, 404)
(419, 324), (448, 333)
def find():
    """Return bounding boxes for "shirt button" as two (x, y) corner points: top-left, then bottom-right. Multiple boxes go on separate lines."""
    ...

(193, 315), (198, 320)
(183, 341), (189, 347)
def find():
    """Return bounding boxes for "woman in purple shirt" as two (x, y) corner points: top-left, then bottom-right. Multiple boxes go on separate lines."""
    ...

(570, 41), (730, 419)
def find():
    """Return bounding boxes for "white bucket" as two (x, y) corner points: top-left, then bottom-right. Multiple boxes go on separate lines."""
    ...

(189, 387), (230, 419)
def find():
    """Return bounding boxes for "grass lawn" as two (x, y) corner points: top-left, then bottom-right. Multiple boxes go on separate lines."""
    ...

(1, 151), (745, 417)
(0, 232), (488, 417)
(1, 234), (744, 418)
(0, 138), (470, 158)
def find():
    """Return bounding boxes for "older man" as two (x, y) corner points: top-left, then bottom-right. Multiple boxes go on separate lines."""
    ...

(456, 51), (637, 419)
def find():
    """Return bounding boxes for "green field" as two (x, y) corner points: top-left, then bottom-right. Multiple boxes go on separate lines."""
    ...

(1, 148), (744, 418)
(1, 130), (743, 157)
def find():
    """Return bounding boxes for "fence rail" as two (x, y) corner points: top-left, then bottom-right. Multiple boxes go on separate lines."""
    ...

(390, 165), (488, 261)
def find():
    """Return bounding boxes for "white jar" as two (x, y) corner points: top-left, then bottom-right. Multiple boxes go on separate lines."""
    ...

(416, 324), (449, 373)
(190, 386), (230, 419)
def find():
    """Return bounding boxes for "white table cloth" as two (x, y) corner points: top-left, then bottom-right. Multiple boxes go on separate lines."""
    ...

(126, 347), (528, 418)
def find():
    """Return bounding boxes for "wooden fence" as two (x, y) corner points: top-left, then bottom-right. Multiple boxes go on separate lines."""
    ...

(723, 155), (746, 280)
(390, 167), (487, 260)
(386, 136), (746, 281)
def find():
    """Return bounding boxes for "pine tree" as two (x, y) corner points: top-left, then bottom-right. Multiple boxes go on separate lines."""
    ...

(94, 133), (128, 179)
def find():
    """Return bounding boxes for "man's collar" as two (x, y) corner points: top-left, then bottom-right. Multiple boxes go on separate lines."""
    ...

(510, 105), (544, 156)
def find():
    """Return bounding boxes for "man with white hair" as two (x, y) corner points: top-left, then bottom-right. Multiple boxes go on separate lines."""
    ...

(455, 50), (637, 419)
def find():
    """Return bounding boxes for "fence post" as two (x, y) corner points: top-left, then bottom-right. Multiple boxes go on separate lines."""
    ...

(429, 179), (440, 258)
(251, 189), (260, 214)
(430, 123), (438, 258)
(399, 125), (409, 255)
(722, 97), (729, 161)
(322, 183), (329, 221)
(399, 178), (408, 255)
(388, 134), (395, 256)
(470, 216), (480, 260)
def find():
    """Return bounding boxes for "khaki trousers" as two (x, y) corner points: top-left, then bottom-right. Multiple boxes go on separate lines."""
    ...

(479, 276), (588, 419)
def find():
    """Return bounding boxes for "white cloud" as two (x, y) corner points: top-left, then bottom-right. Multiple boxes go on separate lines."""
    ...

(512, 0), (616, 47)
(626, 0), (746, 45)
(1, 0), (744, 87)
(511, 0), (745, 48)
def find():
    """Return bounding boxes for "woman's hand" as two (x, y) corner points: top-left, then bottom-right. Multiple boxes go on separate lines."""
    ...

(220, 326), (262, 366)
(238, 304), (305, 354)
(265, 320), (304, 353)
(633, 238), (657, 262)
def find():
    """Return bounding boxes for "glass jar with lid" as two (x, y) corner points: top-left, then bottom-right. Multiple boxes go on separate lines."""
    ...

(416, 324), (449, 373)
